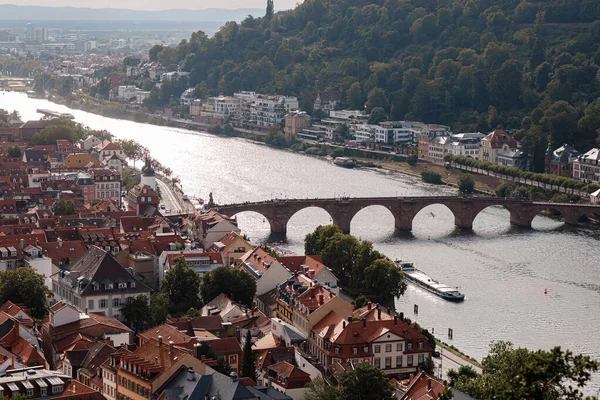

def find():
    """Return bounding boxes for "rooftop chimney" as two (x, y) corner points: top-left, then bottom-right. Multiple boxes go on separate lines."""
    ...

(367, 302), (372, 310)
(362, 318), (366, 329)
(377, 308), (381, 320)
(187, 367), (195, 381)
(394, 315), (398, 326)
(399, 312), (404, 321)
(318, 294), (324, 305)
(158, 335), (163, 346)
(427, 378), (432, 390)
(169, 340), (174, 354)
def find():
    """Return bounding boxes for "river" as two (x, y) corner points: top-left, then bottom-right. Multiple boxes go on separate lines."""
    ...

(3, 92), (599, 392)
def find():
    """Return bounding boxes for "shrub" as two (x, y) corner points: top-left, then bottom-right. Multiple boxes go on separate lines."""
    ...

(421, 169), (442, 184)
(407, 154), (418, 166)
(458, 173), (475, 193)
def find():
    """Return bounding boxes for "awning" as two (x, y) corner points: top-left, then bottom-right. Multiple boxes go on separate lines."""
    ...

(21, 381), (33, 390)
(46, 377), (63, 386)
(6, 383), (19, 392)
(35, 379), (48, 388)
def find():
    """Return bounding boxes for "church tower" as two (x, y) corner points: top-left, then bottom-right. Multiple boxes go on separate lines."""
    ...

(140, 158), (156, 191)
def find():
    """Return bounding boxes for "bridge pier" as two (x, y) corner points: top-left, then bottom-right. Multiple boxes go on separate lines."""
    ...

(268, 217), (288, 235)
(454, 215), (473, 230)
(509, 213), (533, 228)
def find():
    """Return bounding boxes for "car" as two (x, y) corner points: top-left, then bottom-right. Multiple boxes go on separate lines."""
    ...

(182, 195), (189, 201)
(389, 151), (397, 155)
(159, 204), (166, 210)
(432, 350), (441, 358)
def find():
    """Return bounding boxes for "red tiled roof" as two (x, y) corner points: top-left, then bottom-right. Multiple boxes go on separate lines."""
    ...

(39, 240), (87, 265)
(400, 372), (446, 400)
(120, 338), (190, 379)
(207, 337), (241, 356)
(483, 129), (519, 149)
(139, 324), (194, 346)
(55, 380), (105, 400)
(277, 255), (326, 280)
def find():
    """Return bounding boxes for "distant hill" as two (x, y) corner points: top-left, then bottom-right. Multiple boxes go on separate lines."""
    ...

(0, 4), (264, 22)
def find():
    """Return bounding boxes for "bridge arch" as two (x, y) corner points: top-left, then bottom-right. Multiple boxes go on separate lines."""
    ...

(472, 204), (515, 234)
(286, 206), (336, 237)
(410, 203), (458, 236)
(228, 210), (273, 238)
(349, 204), (398, 238)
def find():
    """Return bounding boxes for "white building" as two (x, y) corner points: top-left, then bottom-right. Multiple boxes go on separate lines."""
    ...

(429, 136), (453, 164)
(52, 246), (152, 320)
(180, 88), (196, 106)
(374, 121), (419, 145)
(573, 148), (600, 183)
(117, 86), (150, 104)
(251, 95), (299, 127)
(92, 168), (121, 204)
(445, 132), (486, 159)
(353, 124), (377, 142)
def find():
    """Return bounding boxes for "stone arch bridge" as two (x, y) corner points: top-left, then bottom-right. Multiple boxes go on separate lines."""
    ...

(215, 196), (600, 235)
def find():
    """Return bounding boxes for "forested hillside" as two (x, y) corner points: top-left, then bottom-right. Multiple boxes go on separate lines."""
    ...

(149, 0), (600, 170)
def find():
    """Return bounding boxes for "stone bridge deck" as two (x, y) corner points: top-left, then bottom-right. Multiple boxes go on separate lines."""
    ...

(215, 196), (600, 235)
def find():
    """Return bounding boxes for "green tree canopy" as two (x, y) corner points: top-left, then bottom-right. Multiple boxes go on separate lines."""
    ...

(162, 256), (202, 316)
(150, 293), (170, 326)
(241, 330), (257, 381)
(200, 266), (257, 306)
(7, 146), (22, 158)
(340, 362), (394, 400)
(450, 341), (599, 400)
(457, 174), (476, 194)
(52, 199), (76, 216)
(120, 295), (152, 335)
(0, 268), (52, 319)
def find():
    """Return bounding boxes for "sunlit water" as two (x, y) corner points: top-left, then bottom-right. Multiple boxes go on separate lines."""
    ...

(3, 92), (599, 392)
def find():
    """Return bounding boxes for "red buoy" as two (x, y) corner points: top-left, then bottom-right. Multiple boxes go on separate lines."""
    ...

(544, 289), (548, 295)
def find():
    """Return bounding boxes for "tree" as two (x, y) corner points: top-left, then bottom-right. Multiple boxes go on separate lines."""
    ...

(340, 362), (394, 400)
(305, 377), (342, 400)
(241, 330), (257, 381)
(321, 233), (360, 284)
(457, 174), (475, 194)
(364, 258), (406, 298)
(265, 0), (274, 22)
(368, 107), (387, 124)
(0, 268), (52, 319)
(120, 295), (152, 335)
(304, 225), (343, 255)
(346, 82), (363, 110)
(490, 60), (523, 111)
(407, 154), (418, 166)
(200, 266), (257, 306)
(150, 293), (169, 325)
(450, 341), (599, 400)
(365, 88), (389, 113)
(421, 169), (442, 184)
(7, 145), (21, 158)
(52, 199), (76, 216)
(162, 257), (202, 316)
(351, 294), (371, 309)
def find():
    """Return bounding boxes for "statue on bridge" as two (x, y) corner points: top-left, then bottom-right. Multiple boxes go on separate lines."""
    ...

(208, 192), (215, 207)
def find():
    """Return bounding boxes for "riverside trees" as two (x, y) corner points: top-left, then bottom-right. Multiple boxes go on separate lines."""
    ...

(304, 225), (405, 301)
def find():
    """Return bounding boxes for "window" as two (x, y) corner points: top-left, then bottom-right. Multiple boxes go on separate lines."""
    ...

(374, 345), (380, 353)
(113, 298), (121, 307)
(229, 355), (237, 364)
(52, 385), (63, 394)
(88, 299), (94, 310)
(334, 347), (340, 355)
(130, 281), (136, 288)
(27, 388), (33, 397)
(407, 342), (413, 351)
(397, 343), (403, 352)
(100, 299), (107, 308)
(418, 342), (424, 349)
(396, 356), (403, 367)
(374, 357), (380, 368)
(105, 283), (113, 290)
(40, 387), (47, 396)
(118, 282), (127, 289)
(407, 355), (413, 366)
(385, 344), (392, 352)
(352, 347), (358, 355)
(418, 353), (424, 365)
(385, 357), (392, 369)
(94, 283), (99, 291)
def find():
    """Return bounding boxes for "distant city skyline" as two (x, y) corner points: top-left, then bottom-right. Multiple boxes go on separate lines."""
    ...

(0, 0), (298, 11)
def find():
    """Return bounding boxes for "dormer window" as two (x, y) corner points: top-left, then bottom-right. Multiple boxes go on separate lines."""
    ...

(118, 282), (127, 289)
(105, 283), (113, 290)
(130, 281), (136, 288)
(94, 283), (100, 291)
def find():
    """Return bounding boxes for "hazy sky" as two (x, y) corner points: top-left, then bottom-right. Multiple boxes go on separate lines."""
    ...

(0, 0), (298, 10)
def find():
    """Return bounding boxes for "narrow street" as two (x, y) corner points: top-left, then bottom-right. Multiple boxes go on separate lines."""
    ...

(157, 178), (191, 216)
